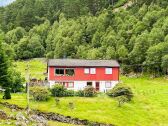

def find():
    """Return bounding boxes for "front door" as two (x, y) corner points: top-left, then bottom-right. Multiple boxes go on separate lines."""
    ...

(96, 82), (100, 91)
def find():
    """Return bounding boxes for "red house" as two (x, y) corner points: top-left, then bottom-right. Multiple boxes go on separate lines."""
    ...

(48, 59), (120, 92)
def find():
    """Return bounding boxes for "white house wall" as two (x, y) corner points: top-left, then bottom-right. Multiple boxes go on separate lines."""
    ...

(49, 80), (119, 92)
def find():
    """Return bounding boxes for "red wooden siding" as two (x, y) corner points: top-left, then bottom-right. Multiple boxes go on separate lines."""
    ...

(49, 66), (119, 81)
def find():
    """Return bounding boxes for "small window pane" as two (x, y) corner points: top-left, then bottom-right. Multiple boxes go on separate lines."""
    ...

(90, 68), (96, 74)
(66, 69), (75, 76)
(105, 82), (111, 88)
(105, 68), (112, 74)
(84, 68), (89, 74)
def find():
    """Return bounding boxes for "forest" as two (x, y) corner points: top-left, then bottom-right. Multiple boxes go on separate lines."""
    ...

(0, 0), (168, 84)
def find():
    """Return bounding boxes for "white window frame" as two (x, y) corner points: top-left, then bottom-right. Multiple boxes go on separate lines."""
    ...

(55, 68), (65, 76)
(68, 82), (74, 88)
(105, 81), (111, 88)
(84, 68), (90, 74)
(105, 68), (112, 74)
(90, 68), (96, 74)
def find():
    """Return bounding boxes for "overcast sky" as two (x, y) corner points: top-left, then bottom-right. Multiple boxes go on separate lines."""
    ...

(0, 0), (16, 7)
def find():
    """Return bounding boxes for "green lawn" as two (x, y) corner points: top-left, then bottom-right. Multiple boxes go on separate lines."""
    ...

(1, 76), (168, 126)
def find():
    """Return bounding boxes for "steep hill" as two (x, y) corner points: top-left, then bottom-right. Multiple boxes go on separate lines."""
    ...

(0, 0), (168, 75)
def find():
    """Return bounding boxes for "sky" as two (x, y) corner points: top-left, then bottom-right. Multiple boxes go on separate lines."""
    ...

(0, 0), (16, 7)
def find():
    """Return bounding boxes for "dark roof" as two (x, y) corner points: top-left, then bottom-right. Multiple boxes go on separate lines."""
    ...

(48, 59), (120, 67)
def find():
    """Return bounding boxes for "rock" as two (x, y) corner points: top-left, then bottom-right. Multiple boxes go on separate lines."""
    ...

(8, 113), (16, 120)
(29, 115), (48, 126)
(0, 110), (8, 119)
(15, 121), (27, 126)
(16, 112), (26, 121)
(11, 109), (16, 112)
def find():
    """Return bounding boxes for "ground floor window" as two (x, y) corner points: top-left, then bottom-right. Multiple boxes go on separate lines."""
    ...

(68, 82), (74, 88)
(55, 82), (74, 88)
(105, 81), (111, 88)
(87, 82), (92, 86)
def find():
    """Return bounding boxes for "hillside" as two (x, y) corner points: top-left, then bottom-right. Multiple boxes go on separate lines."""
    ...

(0, 0), (168, 75)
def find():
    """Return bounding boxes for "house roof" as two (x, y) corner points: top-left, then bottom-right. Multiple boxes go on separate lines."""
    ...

(48, 59), (120, 67)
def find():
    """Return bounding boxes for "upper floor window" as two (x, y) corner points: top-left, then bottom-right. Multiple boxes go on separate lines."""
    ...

(90, 68), (96, 74)
(84, 68), (96, 74)
(55, 68), (74, 76)
(55, 68), (64, 76)
(105, 68), (112, 74)
(84, 68), (90, 74)
(66, 69), (75, 76)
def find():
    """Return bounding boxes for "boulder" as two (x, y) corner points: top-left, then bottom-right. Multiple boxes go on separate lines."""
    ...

(0, 110), (8, 119)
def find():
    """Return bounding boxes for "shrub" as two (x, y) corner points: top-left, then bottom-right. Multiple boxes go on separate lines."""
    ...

(30, 86), (49, 101)
(50, 84), (66, 97)
(3, 88), (11, 99)
(76, 90), (84, 97)
(107, 84), (133, 101)
(64, 90), (75, 97)
(83, 86), (97, 97)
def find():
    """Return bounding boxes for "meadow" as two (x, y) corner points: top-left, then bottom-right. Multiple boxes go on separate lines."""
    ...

(1, 76), (168, 126)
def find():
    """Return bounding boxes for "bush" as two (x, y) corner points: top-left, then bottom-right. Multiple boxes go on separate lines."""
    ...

(64, 90), (75, 97)
(76, 90), (84, 97)
(50, 84), (66, 97)
(107, 84), (133, 101)
(30, 86), (49, 101)
(3, 88), (11, 99)
(83, 86), (97, 97)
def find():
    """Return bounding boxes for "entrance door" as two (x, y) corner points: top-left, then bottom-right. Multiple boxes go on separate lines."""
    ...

(96, 82), (100, 91)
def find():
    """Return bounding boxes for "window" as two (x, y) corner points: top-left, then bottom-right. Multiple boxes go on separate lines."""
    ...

(105, 68), (112, 74)
(90, 68), (96, 74)
(87, 82), (92, 86)
(105, 82), (111, 88)
(68, 82), (74, 88)
(84, 68), (89, 74)
(66, 69), (75, 76)
(55, 68), (64, 76)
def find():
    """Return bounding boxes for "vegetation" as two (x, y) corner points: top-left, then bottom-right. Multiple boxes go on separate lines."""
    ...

(0, 0), (168, 75)
(30, 86), (49, 101)
(83, 86), (97, 97)
(107, 84), (133, 100)
(3, 88), (11, 99)
(0, 76), (168, 126)
(50, 84), (67, 97)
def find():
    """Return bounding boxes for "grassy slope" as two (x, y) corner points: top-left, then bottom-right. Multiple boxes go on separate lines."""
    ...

(0, 76), (168, 126)
(1, 59), (168, 126)
(14, 58), (47, 80)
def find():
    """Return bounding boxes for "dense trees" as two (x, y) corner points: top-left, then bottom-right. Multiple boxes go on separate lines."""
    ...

(0, 0), (168, 75)
(0, 30), (23, 95)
